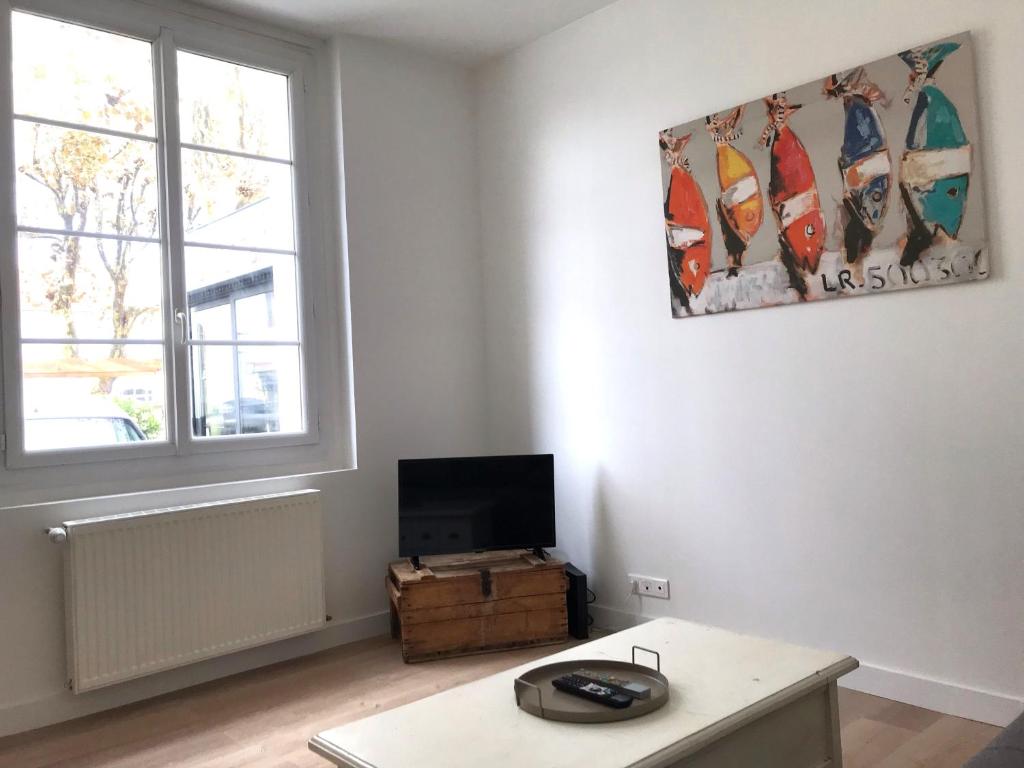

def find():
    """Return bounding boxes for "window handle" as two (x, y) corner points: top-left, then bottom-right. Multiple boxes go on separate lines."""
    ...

(174, 310), (188, 344)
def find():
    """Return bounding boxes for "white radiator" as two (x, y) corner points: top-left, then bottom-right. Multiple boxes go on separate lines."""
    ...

(54, 490), (327, 693)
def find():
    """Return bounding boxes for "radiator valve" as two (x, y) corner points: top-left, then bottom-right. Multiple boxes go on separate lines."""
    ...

(46, 527), (68, 544)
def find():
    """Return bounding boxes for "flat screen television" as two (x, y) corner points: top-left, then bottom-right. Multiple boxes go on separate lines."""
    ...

(398, 454), (555, 559)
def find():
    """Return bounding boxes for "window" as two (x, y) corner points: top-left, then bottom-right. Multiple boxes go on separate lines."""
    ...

(0, 2), (319, 468)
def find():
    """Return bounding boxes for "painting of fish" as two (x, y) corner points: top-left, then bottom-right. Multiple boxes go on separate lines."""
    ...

(657, 31), (987, 319)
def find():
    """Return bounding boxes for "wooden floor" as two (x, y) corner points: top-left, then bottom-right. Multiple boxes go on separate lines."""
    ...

(0, 635), (1000, 768)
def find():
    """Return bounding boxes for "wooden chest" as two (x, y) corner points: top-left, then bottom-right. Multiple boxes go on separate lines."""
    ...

(387, 550), (568, 662)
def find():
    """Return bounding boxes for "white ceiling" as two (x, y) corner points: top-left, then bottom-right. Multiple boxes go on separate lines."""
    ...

(191, 0), (619, 64)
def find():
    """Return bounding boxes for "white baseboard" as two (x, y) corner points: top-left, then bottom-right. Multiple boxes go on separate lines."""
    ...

(588, 603), (1023, 728)
(0, 610), (390, 739)
(842, 663), (1023, 728)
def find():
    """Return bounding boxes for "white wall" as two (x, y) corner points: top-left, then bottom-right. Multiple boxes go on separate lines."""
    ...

(0, 31), (486, 735)
(476, 0), (1024, 725)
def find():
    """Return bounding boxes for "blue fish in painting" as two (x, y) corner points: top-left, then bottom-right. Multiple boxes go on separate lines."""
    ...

(898, 43), (971, 265)
(825, 68), (891, 263)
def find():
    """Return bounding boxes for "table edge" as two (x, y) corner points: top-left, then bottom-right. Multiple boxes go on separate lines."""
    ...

(630, 656), (860, 768)
(310, 734), (376, 768)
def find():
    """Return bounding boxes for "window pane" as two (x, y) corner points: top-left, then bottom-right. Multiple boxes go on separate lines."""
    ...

(177, 50), (304, 443)
(181, 149), (294, 250)
(22, 343), (167, 451)
(15, 121), (159, 237)
(190, 303), (232, 343)
(185, 248), (299, 341)
(18, 234), (163, 341)
(177, 51), (290, 159)
(190, 345), (302, 437)
(12, 12), (155, 137)
(10, 12), (172, 461)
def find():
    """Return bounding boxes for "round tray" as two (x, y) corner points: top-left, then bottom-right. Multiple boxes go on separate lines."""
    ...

(513, 647), (670, 723)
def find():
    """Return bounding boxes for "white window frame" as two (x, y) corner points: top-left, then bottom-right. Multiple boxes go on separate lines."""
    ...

(0, 0), (322, 470)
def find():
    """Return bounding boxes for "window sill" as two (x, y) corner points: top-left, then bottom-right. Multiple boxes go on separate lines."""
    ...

(0, 432), (354, 509)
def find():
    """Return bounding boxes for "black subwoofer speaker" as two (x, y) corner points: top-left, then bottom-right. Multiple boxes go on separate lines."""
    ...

(565, 562), (589, 639)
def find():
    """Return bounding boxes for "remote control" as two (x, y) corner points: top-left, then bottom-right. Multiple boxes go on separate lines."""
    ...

(573, 669), (652, 700)
(552, 674), (633, 708)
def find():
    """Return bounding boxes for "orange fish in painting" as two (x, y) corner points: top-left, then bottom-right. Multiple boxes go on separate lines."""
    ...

(660, 130), (712, 307)
(760, 93), (825, 295)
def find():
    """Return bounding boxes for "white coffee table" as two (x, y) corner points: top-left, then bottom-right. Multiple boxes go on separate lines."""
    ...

(310, 617), (858, 768)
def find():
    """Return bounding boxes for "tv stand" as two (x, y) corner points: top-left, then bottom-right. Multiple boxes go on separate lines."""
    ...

(532, 546), (547, 561)
(388, 549), (568, 662)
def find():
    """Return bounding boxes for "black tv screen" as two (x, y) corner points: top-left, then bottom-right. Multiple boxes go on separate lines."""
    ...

(398, 454), (555, 558)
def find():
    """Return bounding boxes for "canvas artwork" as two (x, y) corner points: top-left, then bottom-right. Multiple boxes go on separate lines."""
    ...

(659, 32), (987, 318)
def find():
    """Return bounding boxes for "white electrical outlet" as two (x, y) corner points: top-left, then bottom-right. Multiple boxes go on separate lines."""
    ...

(628, 574), (670, 600)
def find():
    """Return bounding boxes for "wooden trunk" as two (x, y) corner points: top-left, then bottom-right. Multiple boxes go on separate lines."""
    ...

(388, 550), (568, 663)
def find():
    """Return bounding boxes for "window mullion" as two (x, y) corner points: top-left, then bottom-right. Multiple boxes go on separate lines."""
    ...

(0, 2), (27, 466)
(287, 70), (318, 442)
(154, 27), (191, 456)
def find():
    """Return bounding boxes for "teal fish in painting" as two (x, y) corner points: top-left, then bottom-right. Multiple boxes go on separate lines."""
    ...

(898, 42), (971, 265)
